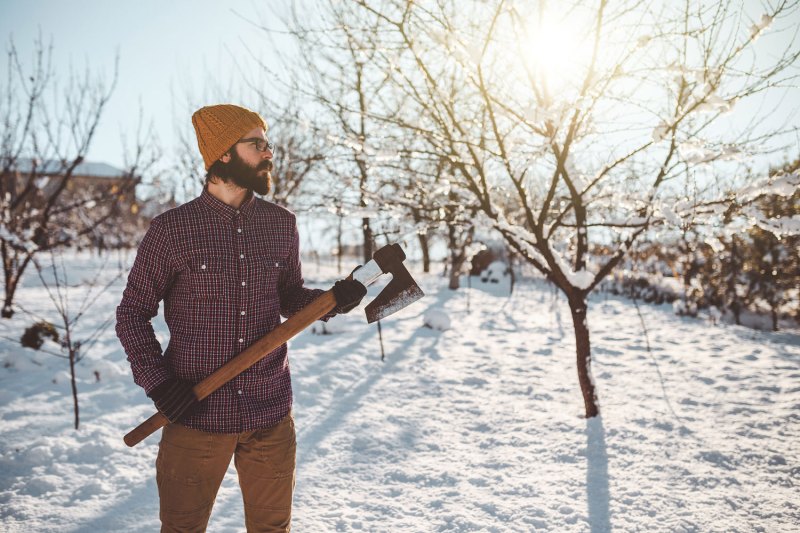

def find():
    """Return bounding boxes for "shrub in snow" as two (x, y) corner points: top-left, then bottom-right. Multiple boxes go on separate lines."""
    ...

(673, 298), (698, 317)
(600, 272), (680, 305)
(310, 320), (349, 335)
(21, 321), (60, 350)
(423, 309), (450, 331)
(480, 260), (510, 283)
(469, 244), (507, 275)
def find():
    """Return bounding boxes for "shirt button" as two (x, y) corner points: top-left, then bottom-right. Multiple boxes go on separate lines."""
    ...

(201, 264), (207, 270)
(275, 262), (279, 267)
(237, 228), (242, 233)
(237, 389), (243, 395)
(241, 310), (246, 316)
(240, 254), (245, 259)
(236, 210), (240, 215)
(238, 338), (244, 343)
(241, 281), (246, 286)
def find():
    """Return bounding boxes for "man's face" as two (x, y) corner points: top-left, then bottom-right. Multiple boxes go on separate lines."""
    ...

(215, 127), (273, 195)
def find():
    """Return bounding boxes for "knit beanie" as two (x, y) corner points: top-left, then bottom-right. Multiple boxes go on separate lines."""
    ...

(191, 104), (268, 170)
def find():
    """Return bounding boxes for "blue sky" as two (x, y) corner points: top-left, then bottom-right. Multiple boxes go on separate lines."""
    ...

(2, 0), (799, 177)
(1, 0), (283, 169)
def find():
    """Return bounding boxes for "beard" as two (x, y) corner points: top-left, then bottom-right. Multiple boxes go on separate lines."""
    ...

(213, 150), (272, 195)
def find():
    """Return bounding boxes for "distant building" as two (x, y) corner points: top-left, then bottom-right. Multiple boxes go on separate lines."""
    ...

(1, 158), (148, 249)
(3, 158), (140, 216)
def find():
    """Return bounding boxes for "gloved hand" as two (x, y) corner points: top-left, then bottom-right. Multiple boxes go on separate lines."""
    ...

(148, 378), (199, 423)
(332, 278), (367, 314)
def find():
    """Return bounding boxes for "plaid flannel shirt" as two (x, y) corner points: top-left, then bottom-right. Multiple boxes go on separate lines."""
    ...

(116, 188), (329, 433)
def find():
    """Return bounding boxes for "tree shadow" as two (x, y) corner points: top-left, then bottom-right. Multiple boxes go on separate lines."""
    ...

(585, 416), (611, 533)
(296, 319), (438, 460)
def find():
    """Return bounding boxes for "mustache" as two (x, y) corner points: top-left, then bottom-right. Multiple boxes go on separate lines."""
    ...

(258, 160), (273, 171)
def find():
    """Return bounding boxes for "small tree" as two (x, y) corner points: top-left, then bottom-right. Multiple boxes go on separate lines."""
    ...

(19, 250), (125, 429)
(744, 191), (800, 331)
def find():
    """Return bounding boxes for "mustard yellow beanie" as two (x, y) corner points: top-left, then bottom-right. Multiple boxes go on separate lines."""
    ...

(191, 104), (268, 170)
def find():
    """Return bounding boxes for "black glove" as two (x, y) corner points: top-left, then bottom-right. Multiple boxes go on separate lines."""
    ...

(148, 378), (199, 423)
(332, 278), (367, 314)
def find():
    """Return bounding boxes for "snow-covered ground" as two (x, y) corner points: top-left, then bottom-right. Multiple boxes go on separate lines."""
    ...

(1, 252), (799, 532)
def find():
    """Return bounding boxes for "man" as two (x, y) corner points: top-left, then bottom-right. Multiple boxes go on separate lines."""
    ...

(116, 103), (366, 532)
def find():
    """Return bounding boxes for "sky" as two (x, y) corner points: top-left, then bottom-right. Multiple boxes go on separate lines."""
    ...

(2, 0), (799, 187)
(0, 0), (287, 171)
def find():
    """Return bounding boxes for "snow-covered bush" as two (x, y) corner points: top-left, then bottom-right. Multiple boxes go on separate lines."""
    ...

(480, 260), (510, 284)
(673, 298), (698, 317)
(423, 309), (451, 331)
(600, 271), (680, 305)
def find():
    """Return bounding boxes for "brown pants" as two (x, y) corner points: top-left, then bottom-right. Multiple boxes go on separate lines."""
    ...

(156, 413), (296, 533)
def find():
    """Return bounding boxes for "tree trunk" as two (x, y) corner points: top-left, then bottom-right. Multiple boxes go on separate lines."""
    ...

(447, 222), (460, 290)
(69, 347), (80, 429)
(2, 244), (34, 319)
(727, 239), (741, 326)
(418, 231), (431, 273)
(508, 252), (516, 296)
(336, 212), (344, 276)
(448, 267), (460, 290)
(2, 244), (16, 318)
(2, 276), (18, 318)
(771, 307), (779, 332)
(410, 207), (431, 273)
(362, 217), (373, 264)
(568, 294), (599, 418)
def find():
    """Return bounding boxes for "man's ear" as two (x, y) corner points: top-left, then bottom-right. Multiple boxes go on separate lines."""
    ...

(219, 151), (231, 164)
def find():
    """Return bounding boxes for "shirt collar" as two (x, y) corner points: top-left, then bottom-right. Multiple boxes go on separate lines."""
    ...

(199, 187), (257, 221)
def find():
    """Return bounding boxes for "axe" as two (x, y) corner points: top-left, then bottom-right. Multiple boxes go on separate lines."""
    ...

(123, 243), (423, 447)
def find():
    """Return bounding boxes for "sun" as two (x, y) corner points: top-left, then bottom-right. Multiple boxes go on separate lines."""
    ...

(515, 13), (594, 93)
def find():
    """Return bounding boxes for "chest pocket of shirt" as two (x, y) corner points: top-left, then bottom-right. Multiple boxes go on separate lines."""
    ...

(260, 259), (286, 298)
(185, 258), (226, 300)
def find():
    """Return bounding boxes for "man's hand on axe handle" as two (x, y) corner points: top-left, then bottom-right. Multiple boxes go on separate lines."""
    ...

(148, 378), (200, 423)
(332, 274), (367, 314)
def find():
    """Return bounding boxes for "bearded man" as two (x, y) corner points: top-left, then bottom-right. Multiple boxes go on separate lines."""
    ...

(116, 104), (366, 532)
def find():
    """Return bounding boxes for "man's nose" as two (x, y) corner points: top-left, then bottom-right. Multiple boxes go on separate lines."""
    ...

(261, 147), (273, 160)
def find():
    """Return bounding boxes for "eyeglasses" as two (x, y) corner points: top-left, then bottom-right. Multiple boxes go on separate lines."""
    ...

(237, 137), (275, 153)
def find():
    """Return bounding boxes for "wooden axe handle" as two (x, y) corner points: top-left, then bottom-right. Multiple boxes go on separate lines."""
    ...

(123, 290), (337, 447)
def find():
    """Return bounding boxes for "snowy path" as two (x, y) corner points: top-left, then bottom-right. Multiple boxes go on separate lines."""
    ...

(1, 261), (799, 532)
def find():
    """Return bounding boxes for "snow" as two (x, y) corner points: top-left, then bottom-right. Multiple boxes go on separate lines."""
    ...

(12, 158), (127, 179)
(550, 247), (596, 290)
(658, 203), (683, 227)
(2, 252), (800, 532)
(747, 209), (800, 237)
(423, 309), (451, 331)
(692, 94), (735, 115)
(0, 224), (38, 254)
(750, 13), (774, 40)
(738, 171), (800, 204)
(651, 122), (669, 142)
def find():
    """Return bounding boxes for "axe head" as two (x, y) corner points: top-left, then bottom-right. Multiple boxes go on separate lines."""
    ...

(364, 243), (424, 323)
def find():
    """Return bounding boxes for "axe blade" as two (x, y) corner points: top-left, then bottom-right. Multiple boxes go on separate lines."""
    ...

(363, 243), (424, 323)
(365, 281), (424, 323)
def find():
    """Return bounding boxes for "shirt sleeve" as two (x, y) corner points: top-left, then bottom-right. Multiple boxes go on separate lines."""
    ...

(278, 220), (333, 321)
(115, 217), (175, 394)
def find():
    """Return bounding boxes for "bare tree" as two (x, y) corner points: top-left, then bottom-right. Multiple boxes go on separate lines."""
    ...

(377, 155), (480, 287)
(348, 0), (800, 416)
(0, 36), (151, 317)
(272, 1), (409, 264)
(18, 250), (125, 429)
